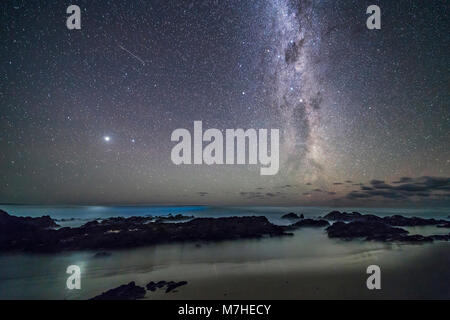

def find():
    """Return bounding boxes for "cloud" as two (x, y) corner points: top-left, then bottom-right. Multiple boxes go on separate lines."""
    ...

(346, 191), (372, 199)
(239, 190), (286, 200)
(277, 184), (293, 189)
(344, 176), (450, 201)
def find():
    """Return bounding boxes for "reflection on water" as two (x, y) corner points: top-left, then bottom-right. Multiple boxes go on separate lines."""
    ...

(0, 227), (449, 299)
(402, 225), (450, 236)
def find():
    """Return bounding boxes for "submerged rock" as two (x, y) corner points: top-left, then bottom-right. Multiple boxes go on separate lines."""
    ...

(146, 281), (168, 291)
(90, 282), (146, 300)
(93, 251), (112, 258)
(166, 281), (188, 293)
(146, 280), (188, 293)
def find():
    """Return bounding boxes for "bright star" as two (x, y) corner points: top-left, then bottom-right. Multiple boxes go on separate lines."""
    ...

(104, 136), (111, 142)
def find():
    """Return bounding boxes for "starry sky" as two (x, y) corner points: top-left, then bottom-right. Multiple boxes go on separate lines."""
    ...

(1, 0), (449, 206)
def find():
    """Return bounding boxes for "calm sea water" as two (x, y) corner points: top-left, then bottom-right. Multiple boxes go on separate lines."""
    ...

(0, 205), (449, 299)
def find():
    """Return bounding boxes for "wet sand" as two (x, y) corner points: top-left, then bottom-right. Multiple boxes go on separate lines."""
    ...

(0, 227), (449, 300)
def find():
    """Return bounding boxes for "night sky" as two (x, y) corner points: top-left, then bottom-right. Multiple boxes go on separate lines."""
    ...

(1, 0), (449, 206)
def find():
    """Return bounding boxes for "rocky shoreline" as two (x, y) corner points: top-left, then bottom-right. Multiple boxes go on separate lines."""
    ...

(0, 209), (449, 253)
(322, 211), (450, 243)
(0, 209), (288, 252)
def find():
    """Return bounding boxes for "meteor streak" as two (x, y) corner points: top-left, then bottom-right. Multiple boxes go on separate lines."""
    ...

(119, 45), (146, 66)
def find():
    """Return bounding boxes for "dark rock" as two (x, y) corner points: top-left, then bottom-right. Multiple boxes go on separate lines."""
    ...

(146, 280), (168, 291)
(0, 210), (60, 252)
(323, 211), (363, 221)
(165, 281), (188, 293)
(0, 211), (289, 252)
(431, 234), (450, 241)
(397, 235), (434, 243)
(326, 220), (450, 243)
(323, 211), (446, 227)
(326, 221), (408, 241)
(93, 251), (112, 258)
(146, 280), (187, 293)
(300, 214), (305, 219)
(383, 215), (445, 226)
(56, 218), (76, 222)
(288, 219), (329, 229)
(0, 210), (59, 231)
(281, 213), (300, 219)
(90, 282), (146, 300)
(81, 220), (100, 228)
(155, 214), (194, 223)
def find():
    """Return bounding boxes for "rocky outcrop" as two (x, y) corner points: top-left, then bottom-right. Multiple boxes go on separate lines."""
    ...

(0, 211), (289, 252)
(323, 211), (364, 221)
(285, 219), (330, 230)
(327, 221), (407, 240)
(0, 210), (60, 249)
(0, 209), (59, 231)
(383, 215), (446, 226)
(166, 281), (188, 293)
(146, 281), (168, 292)
(323, 211), (446, 226)
(90, 282), (146, 300)
(93, 251), (112, 258)
(281, 213), (300, 219)
(326, 220), (450, 243)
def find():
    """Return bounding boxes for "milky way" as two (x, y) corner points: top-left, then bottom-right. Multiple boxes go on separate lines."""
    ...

(265, 0), (326, 181)
(0, 0), (449, 206)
